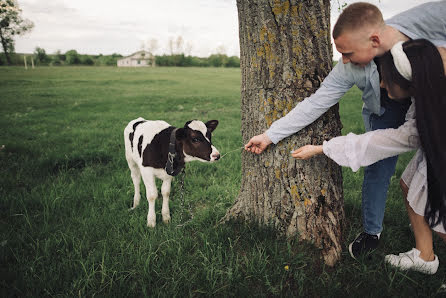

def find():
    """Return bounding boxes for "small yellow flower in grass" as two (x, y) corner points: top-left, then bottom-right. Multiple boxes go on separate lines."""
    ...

(284, 265), (289, 271)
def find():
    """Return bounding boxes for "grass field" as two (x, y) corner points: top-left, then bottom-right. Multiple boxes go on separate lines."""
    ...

(1, 66), (445, 296)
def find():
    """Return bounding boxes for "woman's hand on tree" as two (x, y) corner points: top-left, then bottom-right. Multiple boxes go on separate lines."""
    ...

(291, 145), (323, 160)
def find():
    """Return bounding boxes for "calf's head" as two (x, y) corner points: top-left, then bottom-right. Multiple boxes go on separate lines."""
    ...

(176, 120), (220, 162)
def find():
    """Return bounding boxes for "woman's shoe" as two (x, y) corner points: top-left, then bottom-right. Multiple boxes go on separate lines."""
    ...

(385, 248), (439, 275)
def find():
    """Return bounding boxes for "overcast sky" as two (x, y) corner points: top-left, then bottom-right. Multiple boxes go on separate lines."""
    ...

(15, 0), (432, 59)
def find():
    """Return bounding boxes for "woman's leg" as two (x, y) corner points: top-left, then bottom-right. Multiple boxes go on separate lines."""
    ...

(400, 179), (435, 261)
(386, 179), (439, 274)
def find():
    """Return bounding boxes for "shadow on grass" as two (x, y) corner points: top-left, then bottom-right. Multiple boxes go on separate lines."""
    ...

(40, 152), (114, 174)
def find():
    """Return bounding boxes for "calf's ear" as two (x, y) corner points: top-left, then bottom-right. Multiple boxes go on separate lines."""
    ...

(175, 128), (187, 140)
(205, 120), (219, 132)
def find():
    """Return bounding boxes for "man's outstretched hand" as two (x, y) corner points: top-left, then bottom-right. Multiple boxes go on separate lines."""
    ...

(244, 133), (272, 154)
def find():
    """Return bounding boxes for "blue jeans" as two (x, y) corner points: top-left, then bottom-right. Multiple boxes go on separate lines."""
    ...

(362, 95), (411, 235)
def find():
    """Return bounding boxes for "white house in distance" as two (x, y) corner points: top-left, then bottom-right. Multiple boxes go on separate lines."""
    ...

(117, 50), (155, 67)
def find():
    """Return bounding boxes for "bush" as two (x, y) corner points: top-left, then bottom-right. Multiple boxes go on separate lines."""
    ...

(225, 56), (240, 68)
(65, 50), (81, 65)
(208, 54), (226, 67)
(189, 56), (209, 67)
(81, 55), (94, 65)
(34, 47), (50, 65)
(50, 50), (65, 65)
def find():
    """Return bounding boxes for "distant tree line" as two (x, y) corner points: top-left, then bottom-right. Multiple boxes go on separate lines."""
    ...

(0, 47), (240, 67)
(155, 53), (239, 67)
(0, 48), (124, 66)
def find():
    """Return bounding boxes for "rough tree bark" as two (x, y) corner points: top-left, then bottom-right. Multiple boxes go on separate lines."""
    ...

(223, 0), (345, 266)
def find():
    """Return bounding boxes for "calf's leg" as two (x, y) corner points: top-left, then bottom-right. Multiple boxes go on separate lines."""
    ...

(161, 177), (173, 223)
(126, 154), (141, 210)
(141, 168), (158, 227)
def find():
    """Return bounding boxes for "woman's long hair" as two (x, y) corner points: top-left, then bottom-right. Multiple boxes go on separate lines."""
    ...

(380, 39), (446, 231)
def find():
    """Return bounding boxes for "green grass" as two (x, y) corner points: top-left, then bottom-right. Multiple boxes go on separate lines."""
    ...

(1, 66), (445, 296)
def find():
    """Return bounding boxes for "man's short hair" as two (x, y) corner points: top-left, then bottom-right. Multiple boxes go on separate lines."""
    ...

(333, 2), (384, 39)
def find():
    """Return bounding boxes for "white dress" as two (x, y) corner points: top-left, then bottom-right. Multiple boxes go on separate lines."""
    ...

(322, 99), (444, 234)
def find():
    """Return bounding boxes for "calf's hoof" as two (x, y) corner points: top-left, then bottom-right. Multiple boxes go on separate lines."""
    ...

(147, 218), (156, 228)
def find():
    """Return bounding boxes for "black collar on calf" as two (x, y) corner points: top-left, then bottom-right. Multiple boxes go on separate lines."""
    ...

(165, 128), (184, 176)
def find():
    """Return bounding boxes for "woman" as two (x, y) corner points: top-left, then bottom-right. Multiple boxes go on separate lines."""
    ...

(292, 39), (446, 274)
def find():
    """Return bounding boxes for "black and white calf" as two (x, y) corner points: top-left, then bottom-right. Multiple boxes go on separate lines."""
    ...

(124, 118), (220, 227)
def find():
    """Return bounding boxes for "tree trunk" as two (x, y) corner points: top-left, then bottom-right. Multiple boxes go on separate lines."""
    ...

(223, 0), (345, 266)
(0, 29), (12, 65)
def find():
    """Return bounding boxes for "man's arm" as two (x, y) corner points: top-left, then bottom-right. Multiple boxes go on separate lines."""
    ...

(245, 59), (357, 153)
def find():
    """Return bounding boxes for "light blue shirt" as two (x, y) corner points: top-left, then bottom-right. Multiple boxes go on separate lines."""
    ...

(266, 0), (446, 144)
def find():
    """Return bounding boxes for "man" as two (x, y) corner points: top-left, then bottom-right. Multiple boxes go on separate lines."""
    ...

(244, 1), (446, 259)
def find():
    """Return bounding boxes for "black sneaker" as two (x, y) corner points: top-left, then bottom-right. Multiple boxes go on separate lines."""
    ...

(349, 232), (379, 259)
